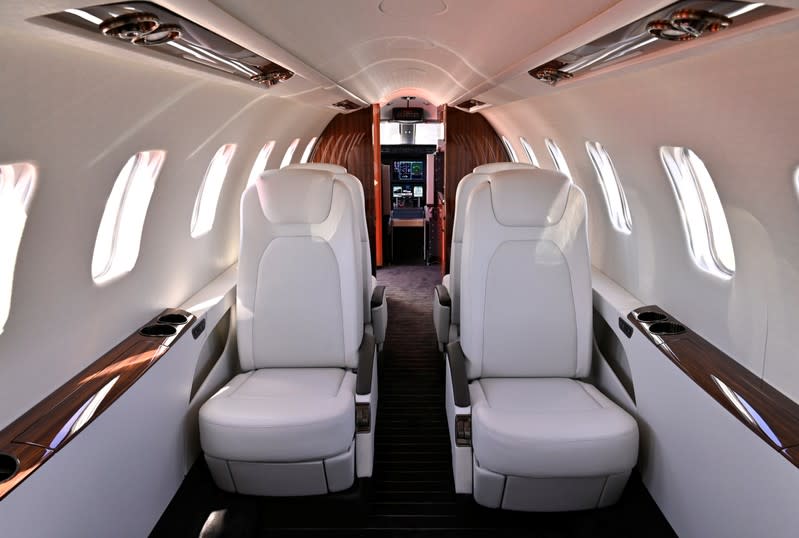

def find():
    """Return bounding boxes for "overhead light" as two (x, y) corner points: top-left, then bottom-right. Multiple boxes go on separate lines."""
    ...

(63, 8), (103, 25)
(727, 2), (765, 18)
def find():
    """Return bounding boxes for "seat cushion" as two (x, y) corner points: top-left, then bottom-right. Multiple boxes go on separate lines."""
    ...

(470, 378), (638, 478)
(200, 368), (356, 462)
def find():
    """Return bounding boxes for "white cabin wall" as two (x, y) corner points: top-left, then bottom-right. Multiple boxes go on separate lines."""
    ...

(0, 30), (336, 429)
(482, 20), (799, 402)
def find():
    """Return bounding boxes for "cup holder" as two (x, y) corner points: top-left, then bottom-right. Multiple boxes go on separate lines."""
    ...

(0, 453), (19, 483)
(139, 324), (177, 338)
(157, 313), (188, 325)
(636, 311), (668, 323)
(648, 321), (686, 335)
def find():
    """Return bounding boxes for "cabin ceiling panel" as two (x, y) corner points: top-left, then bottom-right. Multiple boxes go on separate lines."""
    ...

(210, 0), (620, 104)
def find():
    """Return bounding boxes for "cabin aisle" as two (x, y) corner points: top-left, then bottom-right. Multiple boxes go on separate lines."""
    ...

(151, 264), (674, 537)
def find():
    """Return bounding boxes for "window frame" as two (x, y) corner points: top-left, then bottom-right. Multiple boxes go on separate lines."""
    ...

(545, 138), (572, 179)
(299, 137), (318, 164)
(659, 146), (735, 279)
(519, 137), (540, 167)
(0, 162), (37, 334)
(247, 141), (275, 187)
(191, 144), (237, 238)
(91, 151), (165, 285)
(585, 141), (632, 234)
(280, 138), (300, 168)
(501, 136), (519, 162)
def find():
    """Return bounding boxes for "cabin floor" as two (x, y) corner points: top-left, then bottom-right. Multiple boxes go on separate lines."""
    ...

(152, 264), (675, 537)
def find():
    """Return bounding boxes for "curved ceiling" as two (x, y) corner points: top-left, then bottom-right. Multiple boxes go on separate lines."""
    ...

(210, 0), (623, 105)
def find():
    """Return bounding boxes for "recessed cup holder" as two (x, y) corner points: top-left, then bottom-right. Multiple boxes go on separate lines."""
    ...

(0, 453), (19, 483)
(157, 313), (188, 325)
(139, 324), (177, 338)
(636, 311), (668, 323)
(648, 321), (686, 335)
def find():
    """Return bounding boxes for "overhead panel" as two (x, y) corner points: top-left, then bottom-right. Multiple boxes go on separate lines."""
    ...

(41, 2), (295, 90)
(528, 0), (790, 86)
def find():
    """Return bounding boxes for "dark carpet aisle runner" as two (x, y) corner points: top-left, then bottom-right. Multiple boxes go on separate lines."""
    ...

(151, 264), (674, 537)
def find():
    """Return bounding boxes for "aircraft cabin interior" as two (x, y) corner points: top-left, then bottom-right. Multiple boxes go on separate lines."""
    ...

(1, 1), (799, 537)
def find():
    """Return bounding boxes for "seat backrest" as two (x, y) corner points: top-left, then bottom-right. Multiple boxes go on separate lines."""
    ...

(472, 162), (538, 173)
(448, 163), (537, 322)
(287, 163), (374, 317)
(459, 168), (591, 380)
(238, 168), (363, 371)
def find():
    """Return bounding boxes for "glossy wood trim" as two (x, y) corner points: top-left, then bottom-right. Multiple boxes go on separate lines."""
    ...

(372, 103), (383, 267)
(783, 447), (799, 467)
(628, 305), (799, 467)
(0, 308), (194, 501)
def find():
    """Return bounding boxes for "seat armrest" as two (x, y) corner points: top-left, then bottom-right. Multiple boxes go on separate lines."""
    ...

(446, 341), (470, 407)
(445, 341), (472, 492)
(356, 333), (376, 395)
(433, 284), (452, 351)
(370, 286), (387, 349)
(435, 284), (451, 307)
(370, 285), (386, 309)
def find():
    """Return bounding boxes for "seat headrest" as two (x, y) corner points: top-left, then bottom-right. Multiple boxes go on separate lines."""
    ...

(257, 169), (335, 224)
(286, 163), (348, 174)
(487, 169), (571, 227)
(473, 162), (538, 174)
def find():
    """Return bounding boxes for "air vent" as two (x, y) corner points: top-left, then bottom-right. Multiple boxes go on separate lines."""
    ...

(42, 2), (294, 90)
(528, 1), (788, 86)
(331, 100), (363, 111)
(456, 99), (486, 111)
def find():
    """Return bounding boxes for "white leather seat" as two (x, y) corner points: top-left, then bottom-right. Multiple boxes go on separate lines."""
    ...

(470, 378), (637, 478)
(433, 162), (538, 350)
(199, 168), (378, 497)
(200, 369), (356, 462)
(286, 163), (387, 348)
(445, 168), (638, 511)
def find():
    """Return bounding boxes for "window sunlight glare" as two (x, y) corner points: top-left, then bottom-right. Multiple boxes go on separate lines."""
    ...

(0, 163), (37, 335)
(92, 151), (165, 284)
(660, 146), (735, 278)
(299, 137), (318, 164)
(280, 138), (300, 168)
(545, 138), (572, 179)
(586, 141), (632, 234)
(519, 137), (540, 167)
(191, 144), (236, 238)
(247, 141), (275, 187)
(501, 136), (519, 162)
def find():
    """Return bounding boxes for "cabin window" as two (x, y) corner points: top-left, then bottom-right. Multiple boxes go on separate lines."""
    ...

(586, 141), (632, 234)
(92, 151), (165, 284)
(191, 144), (236, 238)
(280, 138), (300, 168)
(519, 137), (540, 167)
(299, 137), (318, 164)
(545, 138), (572, 179)
(794, 165), (799, 201)
(660, 146), (735, 278)
(501, 136), (519, 162)
(247, 141), (275, 187)
(0, 162), (37, 334)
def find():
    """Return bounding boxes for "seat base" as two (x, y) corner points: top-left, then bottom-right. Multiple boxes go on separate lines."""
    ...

(206, 441), (355, 496)
(473, 456), (631, 511)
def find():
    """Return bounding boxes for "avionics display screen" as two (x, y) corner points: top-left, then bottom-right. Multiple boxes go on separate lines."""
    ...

(394, 161), (424, 180)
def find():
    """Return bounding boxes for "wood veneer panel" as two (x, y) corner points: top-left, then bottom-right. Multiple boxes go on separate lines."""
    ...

(0, 309), (194, 501)
(628, 305), (799, 466)
(442, 106), (509, 273)
(312, 108), (378, 270)
(371, 103), (384, 266)
(784, 447), (799, 466)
